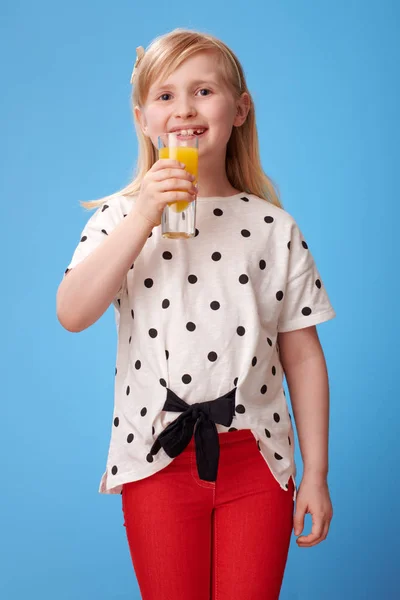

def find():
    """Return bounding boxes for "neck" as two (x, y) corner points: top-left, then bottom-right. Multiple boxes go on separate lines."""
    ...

(196, 152), (240, 198)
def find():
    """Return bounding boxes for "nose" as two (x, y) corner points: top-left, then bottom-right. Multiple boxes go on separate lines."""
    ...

(173, 95), (197, 120)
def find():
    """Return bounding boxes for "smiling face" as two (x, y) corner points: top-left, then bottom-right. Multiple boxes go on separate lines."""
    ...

(135, 51), (250, 164)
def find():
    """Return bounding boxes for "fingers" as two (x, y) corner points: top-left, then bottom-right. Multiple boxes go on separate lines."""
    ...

(295, 514), (330, 547)
(153, 167), (196, 183)
(151, 159), (186, 172)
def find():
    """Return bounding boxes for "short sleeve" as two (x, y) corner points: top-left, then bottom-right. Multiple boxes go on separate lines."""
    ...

(64, 196), (127, 309)
(277, 220), (336, 332)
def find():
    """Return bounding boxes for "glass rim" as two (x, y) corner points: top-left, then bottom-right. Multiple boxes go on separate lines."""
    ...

(158, 132), (199, 148)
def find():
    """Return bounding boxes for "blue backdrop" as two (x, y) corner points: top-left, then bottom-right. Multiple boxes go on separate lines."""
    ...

(1, 1), (398, 598)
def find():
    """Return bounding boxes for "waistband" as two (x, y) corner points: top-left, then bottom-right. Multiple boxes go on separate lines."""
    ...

(186, 427), (254, 449)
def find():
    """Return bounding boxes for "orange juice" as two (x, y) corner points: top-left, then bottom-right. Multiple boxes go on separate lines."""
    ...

(159, 146), (198, 212)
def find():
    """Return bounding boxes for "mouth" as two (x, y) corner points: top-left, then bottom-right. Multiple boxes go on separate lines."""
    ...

(169, 128), (208, 139)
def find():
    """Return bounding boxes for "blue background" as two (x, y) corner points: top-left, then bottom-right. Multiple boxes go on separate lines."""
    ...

(1, 0), (398, 598)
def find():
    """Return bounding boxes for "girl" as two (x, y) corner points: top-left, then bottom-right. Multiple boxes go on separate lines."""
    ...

(57, 28), (335, 600)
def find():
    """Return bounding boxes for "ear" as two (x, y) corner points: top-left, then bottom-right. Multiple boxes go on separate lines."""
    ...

(134, 105), (150, 136)
(233, 92), (251, 127)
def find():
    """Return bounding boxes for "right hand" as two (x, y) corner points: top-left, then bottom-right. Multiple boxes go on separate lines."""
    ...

(134, 159), (197, 227)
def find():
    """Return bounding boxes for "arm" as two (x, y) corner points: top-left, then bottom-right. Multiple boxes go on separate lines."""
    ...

(56, 206), (153, 333)
(278, 325), (330, 482)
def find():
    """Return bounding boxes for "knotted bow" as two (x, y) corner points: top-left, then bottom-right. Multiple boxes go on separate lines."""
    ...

(150, 387), (237, 482)
(130, 46), (145, 84)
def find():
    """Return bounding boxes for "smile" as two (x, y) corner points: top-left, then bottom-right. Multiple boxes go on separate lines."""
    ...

(172, 128), (207, 138)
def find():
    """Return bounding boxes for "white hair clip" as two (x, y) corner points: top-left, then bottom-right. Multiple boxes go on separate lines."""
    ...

(130, 46), (145, 84)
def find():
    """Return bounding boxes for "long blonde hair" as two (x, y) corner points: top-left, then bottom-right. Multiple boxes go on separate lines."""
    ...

(81, 29), (282, 210)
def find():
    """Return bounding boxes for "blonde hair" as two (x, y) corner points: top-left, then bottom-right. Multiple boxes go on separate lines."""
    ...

(81, 28), (282, 210)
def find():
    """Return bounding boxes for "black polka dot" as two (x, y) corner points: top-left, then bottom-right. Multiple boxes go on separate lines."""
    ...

(239, 274), (249, 284)
(130, 263), (134, 269)
(101, 229), (108, 235)
(165, 350), (169, 360)
(273, 413), (280, 423)
(285, 483), (289, 489)
(135, 360), (141, 370)
(274, 453), (283, 460)
(265, 428), (271, 438)
(241, 196), (249, 202)
(272, 366), (276, 376)
(149, 329), (158, 338)
(195, 228), (199, 237)
(115, 367), (117, 376)
(259, 260), (266, 270)
(241, 229), (251, 238)
(287, 241), (291, 250)
(162, 299), (170, 309)
(148, 231), (153, 238)
(114, 417), (119, 427)
(111, 466), (118, 475)
(302, 241), (308, 249)
(252, 356), (257, 367)
(212, 252), (221, 261)
(236, 404), (246, 414)
(101, 204), (109, 212)
(146, 454), (154, 463)
(288, 436), (291, 446)
(163, 251), (173, 260)
(131, 309), (134, 319)
(213, 208), (223, 216)
(276, 291), (284, 301)
(264, 216), (274, 224)
(127, 433), (134, 443)
(210, 301), (220, 310)
(186, 322), (196, 332)
(302, 307), (312, 316)
(182, 374), (192, 384)
(234, 377), (238, 386)
(257, 440), (261, 451)
(261, 384), (267, 394)
(140, 407), (147, 416)
(117, 299), (121, 306)
(152, 426), (155, 435)
(267, 337), (272, 346)
(208, 351), (218, 362)
(229, 427), (238, 432)
(126, 386), (130, 395)
(237, 326), (245, 336)
(160, 378), (167, 387)
(128, 336), (132, 344)
(188, 274), (198, 284)
(315, 279), (321, 289)
(144, 278), (153, 288)
(80, 236), (87, 242)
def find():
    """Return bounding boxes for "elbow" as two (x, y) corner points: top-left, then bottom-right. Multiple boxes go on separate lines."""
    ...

(56, 285), (83, 333)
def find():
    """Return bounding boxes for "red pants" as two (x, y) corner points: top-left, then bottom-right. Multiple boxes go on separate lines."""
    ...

(122, 428), (294, 599)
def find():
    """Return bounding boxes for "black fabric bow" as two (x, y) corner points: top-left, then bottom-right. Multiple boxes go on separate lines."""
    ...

(150, 387), (237, 482)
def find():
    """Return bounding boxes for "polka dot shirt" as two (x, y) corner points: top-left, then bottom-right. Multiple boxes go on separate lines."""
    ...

(65, 192), (336, 501)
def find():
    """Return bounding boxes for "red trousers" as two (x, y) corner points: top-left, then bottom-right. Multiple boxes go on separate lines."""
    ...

(122, 428), (294, 599)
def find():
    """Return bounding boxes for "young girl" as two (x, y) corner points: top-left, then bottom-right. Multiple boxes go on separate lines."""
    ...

(57, 28), (336, 600)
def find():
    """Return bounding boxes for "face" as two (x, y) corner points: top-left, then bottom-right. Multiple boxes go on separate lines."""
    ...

(135, 51), (250, 161)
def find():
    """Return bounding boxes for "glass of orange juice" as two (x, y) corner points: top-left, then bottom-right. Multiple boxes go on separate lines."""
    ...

(158, 132), (198, 239)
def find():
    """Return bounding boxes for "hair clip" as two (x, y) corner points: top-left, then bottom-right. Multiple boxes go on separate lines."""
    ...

(130, 46), (145, 84)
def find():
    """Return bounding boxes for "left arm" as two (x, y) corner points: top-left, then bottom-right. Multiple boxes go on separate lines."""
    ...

(278, 325), (333, 547)
(278, 325), (330, 482)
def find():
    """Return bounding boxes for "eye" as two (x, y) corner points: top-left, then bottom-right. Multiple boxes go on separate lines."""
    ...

(159, 93), (172, 101)
(197, 88), (211, 96)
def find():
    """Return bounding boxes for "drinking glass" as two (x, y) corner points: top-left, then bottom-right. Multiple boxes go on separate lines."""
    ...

(158, 132), (198, 239)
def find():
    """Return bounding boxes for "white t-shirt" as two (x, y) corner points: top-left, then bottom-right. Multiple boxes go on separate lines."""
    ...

(65, 192), (336, 502)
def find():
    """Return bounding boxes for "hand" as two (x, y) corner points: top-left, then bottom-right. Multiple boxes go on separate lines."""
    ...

(293, 475), (333, 547)
(135, 159), (197, 227)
